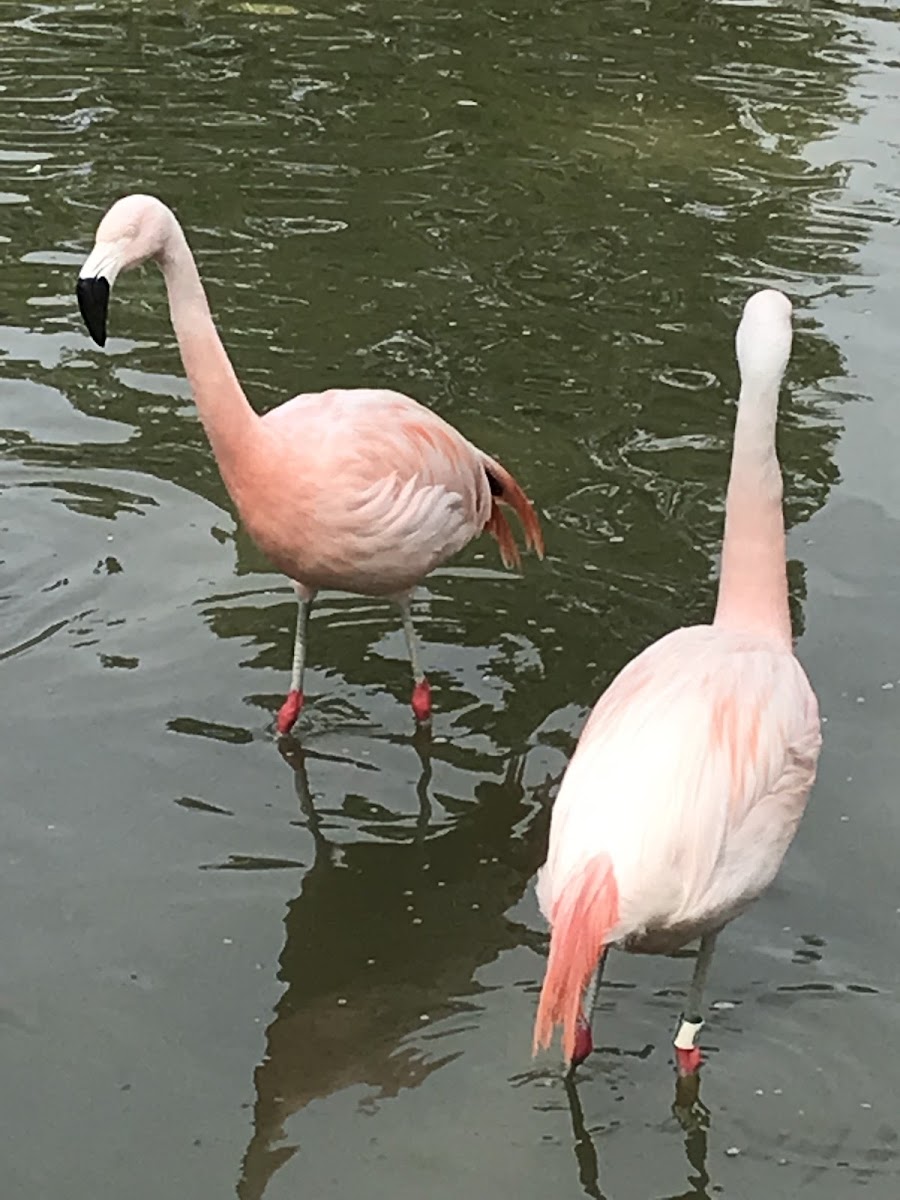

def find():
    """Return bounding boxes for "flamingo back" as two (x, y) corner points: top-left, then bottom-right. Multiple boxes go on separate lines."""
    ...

(537, 624), (821, 948)
(254, 388), (493, 593)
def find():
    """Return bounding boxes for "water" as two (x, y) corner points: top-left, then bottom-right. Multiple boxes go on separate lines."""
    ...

(2, 0), (899, 1195)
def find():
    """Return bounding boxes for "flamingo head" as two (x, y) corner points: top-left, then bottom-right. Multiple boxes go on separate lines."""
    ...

(76, 194), (177, 347)
(735, 287), (793, 399)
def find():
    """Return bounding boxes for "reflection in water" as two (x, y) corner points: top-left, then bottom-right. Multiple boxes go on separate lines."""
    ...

(565, 1074), (607, 1200)
(1, 0), (899, 1197)
(237, 737), (553, 1200)
(669, 1072), (712, 1200)
(564, 1071), (712, 1200)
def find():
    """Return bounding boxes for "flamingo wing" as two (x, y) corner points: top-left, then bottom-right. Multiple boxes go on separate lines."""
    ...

(537, 623), (821, 944)
(259, 388), (541, 591)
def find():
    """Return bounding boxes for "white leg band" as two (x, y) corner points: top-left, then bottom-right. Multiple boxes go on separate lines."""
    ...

(673, 1016), (704, 1051)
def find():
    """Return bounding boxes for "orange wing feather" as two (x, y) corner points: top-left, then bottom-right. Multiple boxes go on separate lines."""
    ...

(481, 454), (545, 568)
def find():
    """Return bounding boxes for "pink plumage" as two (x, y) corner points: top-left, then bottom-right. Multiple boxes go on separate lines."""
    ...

(252, 388), (541, 594)
(76, 196), (543, 730)
(534, 290), (822, 1071)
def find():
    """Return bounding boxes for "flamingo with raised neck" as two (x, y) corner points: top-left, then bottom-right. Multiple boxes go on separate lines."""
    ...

(77, 194), (544, 731)
(532, 289), (821, 1075)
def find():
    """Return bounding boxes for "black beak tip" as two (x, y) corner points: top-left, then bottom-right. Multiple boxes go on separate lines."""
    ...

(76, 275), (110, 348)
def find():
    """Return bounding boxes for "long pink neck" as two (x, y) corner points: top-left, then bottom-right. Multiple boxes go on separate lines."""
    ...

(157, 220), (260, 507)
(713, 382), (792, 648)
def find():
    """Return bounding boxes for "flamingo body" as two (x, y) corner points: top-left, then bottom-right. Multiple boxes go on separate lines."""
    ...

(251, 387), (503, 596)
(533, 289), (822, 1069)
(75, 196), (543, 728)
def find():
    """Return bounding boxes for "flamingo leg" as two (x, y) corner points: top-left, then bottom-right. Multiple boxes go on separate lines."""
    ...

(568, 948), (609, 1072)
(276, 586), (316, 734)
(674, 931), (718, 1075)
(397, 596), (431, 722)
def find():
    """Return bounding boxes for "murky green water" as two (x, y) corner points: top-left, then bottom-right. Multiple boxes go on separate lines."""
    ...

(2, 1), (900, 1195)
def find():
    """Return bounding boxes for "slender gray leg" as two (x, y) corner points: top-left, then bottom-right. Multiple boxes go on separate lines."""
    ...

(582, 948), (609, 1027)
(567, 948), (609, 1072)
(397, 595), (431, 721)
(674, 931), (718, 1064)
(276, 585), (316, 734)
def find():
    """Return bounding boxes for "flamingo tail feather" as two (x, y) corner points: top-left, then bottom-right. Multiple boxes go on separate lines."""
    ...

(533, 858), (619, 1061)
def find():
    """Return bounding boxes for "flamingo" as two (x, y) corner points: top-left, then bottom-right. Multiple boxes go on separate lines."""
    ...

(75, 195), (544, 732)
(533, 289), (821, 1075)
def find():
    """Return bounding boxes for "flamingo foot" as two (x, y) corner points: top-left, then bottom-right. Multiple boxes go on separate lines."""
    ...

(411, 678), (432, 722)
(675, 1045), (703, 1076)
(276, 689), (303, 734)
(570, 1013), (594, 1068)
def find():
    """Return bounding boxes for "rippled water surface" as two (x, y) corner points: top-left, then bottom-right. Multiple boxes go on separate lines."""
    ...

(2, 1), (900, 1196)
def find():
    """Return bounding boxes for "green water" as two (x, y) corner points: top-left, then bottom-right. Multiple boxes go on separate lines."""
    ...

(2, 1), (900, 1196)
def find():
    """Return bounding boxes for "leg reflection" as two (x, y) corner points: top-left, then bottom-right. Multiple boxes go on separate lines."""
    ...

(277, 737), (332, 862)
(279, 724), (438, 853)
(237, 738), (552, 1200)
(671, 1069), (712, 1198)
(562, 1065), (713, 1200)
(564, 1073), (608, 1200)
(411, 720), (433, 847)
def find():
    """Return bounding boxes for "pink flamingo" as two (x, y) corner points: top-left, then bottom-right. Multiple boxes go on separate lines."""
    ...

(533, 289), (821, 1075)
(75, 195), (544, 732)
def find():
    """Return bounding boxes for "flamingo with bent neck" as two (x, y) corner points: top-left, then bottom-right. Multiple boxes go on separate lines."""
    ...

(76, 194), (544, 732)
(532, 289), (822, 1075)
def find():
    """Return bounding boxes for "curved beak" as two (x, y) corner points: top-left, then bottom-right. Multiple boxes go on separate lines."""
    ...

(76, 275), (111, 347)
(77, 241), (124, 348)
